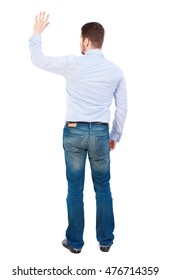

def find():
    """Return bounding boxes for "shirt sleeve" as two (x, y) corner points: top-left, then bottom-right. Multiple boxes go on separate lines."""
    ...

(29, 34), (68, 76)
(110, 74), (127, 142)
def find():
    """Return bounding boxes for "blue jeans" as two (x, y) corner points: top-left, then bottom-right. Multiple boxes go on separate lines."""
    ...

(63, 123), (115, 249)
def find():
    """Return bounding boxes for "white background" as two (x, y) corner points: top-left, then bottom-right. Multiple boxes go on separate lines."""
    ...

(0, 0), (170, 279)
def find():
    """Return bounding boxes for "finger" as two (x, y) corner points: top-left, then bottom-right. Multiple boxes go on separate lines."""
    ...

(38, 11), (42, 22)
(42, 11), (46, 21)
(44, 14), (50, 23)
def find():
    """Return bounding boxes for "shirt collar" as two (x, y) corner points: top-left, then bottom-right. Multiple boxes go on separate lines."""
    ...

(85, 49), (104, 56)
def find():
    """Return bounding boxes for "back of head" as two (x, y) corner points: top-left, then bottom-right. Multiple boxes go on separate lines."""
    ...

(81, 22), (105, 49)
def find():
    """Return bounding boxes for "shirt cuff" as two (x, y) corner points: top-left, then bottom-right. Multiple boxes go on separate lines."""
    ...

(109, 130), (121, 142)
(29, 34), (42, 44)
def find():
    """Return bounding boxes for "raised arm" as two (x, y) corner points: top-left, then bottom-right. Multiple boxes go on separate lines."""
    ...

(29, 12), (69, 76)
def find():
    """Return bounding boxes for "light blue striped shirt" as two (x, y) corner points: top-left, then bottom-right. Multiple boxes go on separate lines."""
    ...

(29, 35), (127, 141)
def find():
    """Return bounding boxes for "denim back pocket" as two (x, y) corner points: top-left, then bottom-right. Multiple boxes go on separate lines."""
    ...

(63, 127), (84, 152)
(94, 134), (110, 157)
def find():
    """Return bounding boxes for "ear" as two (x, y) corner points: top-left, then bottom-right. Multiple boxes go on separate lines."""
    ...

(84, 38), (89, 47)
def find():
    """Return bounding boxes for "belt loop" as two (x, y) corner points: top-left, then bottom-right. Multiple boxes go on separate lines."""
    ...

(89, 122), (92, 134)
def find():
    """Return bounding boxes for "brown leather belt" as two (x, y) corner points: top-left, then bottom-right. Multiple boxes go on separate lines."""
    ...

(66, 121), (108, 126)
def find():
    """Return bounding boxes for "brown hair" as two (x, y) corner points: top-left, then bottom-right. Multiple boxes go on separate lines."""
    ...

(81, 22), (105, 49)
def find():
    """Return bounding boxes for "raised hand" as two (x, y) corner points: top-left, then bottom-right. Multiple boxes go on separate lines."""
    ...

(33, 11), (50, 34)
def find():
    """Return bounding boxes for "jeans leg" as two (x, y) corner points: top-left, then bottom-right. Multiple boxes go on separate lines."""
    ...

(88, 131), (114, 246)
(63, 127), (87, 249)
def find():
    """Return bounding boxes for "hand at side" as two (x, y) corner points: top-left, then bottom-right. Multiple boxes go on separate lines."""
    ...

(110, 140), (117, 151)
